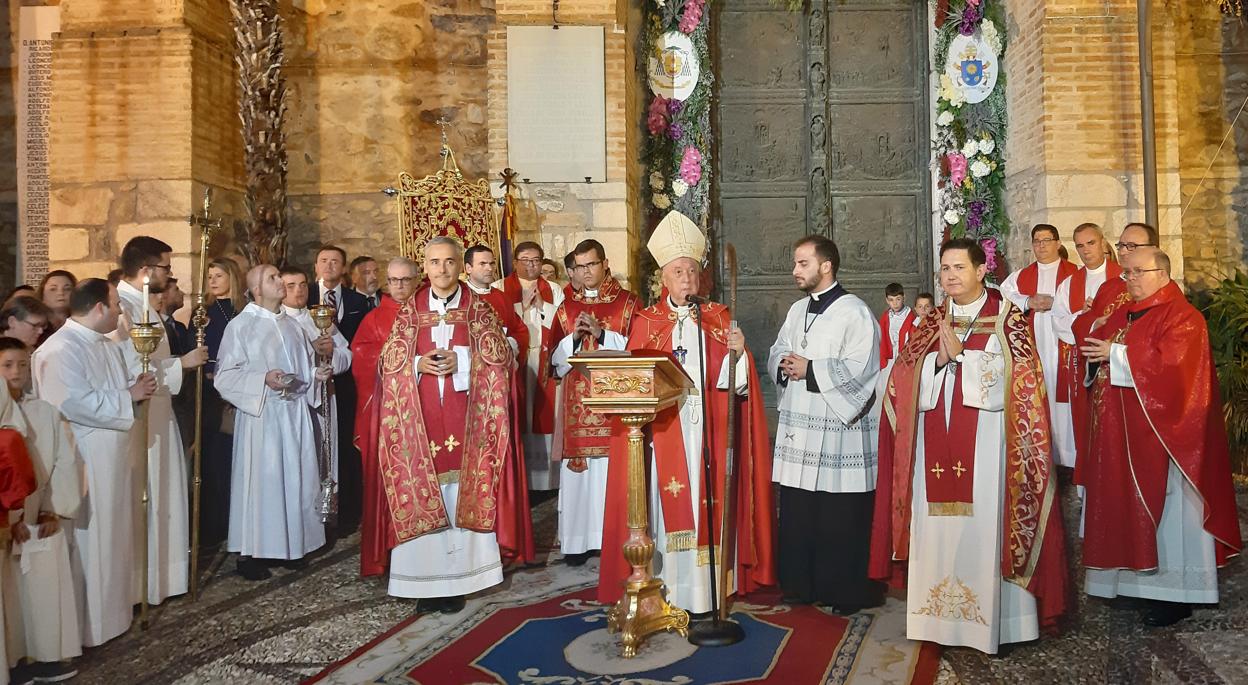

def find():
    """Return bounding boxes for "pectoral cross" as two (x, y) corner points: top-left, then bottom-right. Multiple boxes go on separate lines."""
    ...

(673, 345), (688, 364)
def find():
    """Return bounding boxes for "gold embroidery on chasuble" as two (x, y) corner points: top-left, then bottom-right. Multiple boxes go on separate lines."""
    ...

(912, 576), (988, 625)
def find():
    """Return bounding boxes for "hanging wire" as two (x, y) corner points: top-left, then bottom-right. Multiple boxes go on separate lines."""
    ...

(1179, 87), (1248, 220)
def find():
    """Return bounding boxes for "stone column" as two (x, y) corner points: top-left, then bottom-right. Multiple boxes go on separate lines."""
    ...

(47, 0), (243, 285)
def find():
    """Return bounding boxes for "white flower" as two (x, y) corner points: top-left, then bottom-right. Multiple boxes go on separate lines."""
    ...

(649, 172), (665, 191)
(944, 209), (961, 225)
(981, 20), (1003, 56)
(978, 136), (995, 155)
(653, 194), (671, 209)
(672, 179), (689, 197)
(937, 111), (955, 127)
(971, 159), (991, 178)
(961, 139), (979, 157)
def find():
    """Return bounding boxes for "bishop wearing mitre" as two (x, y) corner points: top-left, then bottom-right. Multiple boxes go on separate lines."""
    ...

(598, 212), (776, 613)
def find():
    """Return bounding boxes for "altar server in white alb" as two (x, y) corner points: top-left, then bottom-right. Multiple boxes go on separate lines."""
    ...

(768, 235), (883, 613)
(280, 266), (352, 505)
(215, 265), (332, 581)
(109, 237), (209, 605)
(32, 279), (158, 647)
(0, 338), (82, 681)
(999, 224), (1078, 466)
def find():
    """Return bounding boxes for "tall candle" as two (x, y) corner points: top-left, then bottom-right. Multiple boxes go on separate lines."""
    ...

(142, 275), (150, 324)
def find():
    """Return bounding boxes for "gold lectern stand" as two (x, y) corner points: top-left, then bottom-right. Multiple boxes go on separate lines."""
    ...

(567, 351), (694, 658)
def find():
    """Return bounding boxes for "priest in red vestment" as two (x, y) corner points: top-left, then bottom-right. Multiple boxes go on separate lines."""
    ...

(1079, 246), (1241, 627)
(351, 258), (417, 578)
(367, 239), (530, 613)
(464, 245), (530, 356)
(870, 238), (1069, 654)
(550, 239), (640, 567)
(1051, 223), (1121, 470)
(494, 241), (563, 490)
(598, 211), (776, 613)
(1000, 224), (1079, 467)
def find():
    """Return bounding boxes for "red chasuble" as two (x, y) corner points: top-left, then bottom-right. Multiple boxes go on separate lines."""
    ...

(1082, 281), (1242, 571)
(351, 295), (401, 577)
(499, 275), (558, 434)
(551, 276), (640, 459)
(597, 295), (776, 605)
(878, 309), (917, 369)
(476, 287), (530, 356)
(1070, 277), (1131, 485)
(0, 429), (36, 528)
(363, 288), (532, 575)
(869, 288), (1070, 630)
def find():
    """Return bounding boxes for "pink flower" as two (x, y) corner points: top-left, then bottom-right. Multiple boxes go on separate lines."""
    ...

(680, 146), (702, 185)
(947, 153), (967, 188)
(647, 95), (669, 136)
(968, 0), (981, 6)
(981, 237), (998, 272)
(679, 0), (704, 34)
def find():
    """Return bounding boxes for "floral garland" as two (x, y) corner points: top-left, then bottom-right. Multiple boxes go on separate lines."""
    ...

(933, 0), (1009, 279)
(641, 0), (713, 301)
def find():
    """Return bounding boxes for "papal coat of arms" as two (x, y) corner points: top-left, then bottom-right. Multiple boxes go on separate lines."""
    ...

(944, 32), (998, 105)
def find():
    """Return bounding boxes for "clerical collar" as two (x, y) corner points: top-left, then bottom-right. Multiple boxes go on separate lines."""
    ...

(431, 285), (461, 306)
(807, 282), (846, 316)
(583, 287), (600, 299)
(467, 281), (491, 295)
(281, 304), (307, 317)
(809, 282), (838, 301)
(667, 296), (693, 313)
(951, 289), (988, 316)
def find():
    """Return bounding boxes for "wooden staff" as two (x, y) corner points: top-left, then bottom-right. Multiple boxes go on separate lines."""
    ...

(716, 243), (740, 622)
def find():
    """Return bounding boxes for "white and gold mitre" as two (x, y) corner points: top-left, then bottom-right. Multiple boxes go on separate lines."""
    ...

(647, 210), (707, 268)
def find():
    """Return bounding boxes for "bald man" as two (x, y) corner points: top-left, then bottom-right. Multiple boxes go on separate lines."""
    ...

(214, 265), (332, 581)
(1080, 247), (1241, 627)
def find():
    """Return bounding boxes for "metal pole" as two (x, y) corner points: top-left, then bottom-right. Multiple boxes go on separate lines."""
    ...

(1138, 0), (1159, 227)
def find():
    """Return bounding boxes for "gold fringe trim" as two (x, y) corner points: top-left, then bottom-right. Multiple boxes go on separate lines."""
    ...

(666, 530), (697, 552)
(928, 501), (973, 517)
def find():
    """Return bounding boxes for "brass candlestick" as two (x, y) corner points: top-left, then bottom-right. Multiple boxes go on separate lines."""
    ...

(309, 304), (337, 523)
(129, 320), (163, 630)
(188, 189), (221, 602)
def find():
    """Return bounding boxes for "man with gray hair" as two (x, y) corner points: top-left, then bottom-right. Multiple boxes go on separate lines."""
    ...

(370, 238), (531, 612)
(352, 256), (422, 578)
(1079, 247), (1242, 627)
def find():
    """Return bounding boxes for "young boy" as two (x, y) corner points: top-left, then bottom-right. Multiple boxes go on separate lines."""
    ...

(914, 292), (936, 319)
(0, 337), (81, 684)
(878, 283), (917, 369)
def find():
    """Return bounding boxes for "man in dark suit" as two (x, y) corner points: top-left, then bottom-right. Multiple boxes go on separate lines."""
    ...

(309, 245), (367, 533)
(349, 255), (381, 313)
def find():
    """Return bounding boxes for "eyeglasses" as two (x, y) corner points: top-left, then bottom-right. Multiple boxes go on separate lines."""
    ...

(20, 319), (47, 331)
(386, 277), (417, 286)
(1031, 238), (1057, 246)
(1115, 242), (1156, 252)
(147, 264), (172, 273)
(569, 260), (604, 273)
(515, 258), (543, 265)
(1121, 268), (1165, 280)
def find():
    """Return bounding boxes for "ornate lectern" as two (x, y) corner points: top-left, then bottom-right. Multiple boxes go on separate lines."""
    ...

(567, 351), (695, 658)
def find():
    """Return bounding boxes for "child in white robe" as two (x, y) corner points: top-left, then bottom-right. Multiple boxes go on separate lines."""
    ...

(0, 338), (82, 684)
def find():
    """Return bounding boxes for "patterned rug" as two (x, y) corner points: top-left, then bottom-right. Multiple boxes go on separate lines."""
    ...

(307, 563), (938, 685)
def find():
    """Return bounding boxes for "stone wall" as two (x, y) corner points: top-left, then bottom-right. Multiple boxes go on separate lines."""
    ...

(281, 0), (493, 271)
(1003, 0), (1185, 282)
(45, 0), (245, 290)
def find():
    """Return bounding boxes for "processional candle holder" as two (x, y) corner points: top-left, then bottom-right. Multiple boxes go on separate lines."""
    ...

(129, 319), (164, 630)
(188, 189), (221, 602)
(309, 303), (338, 524)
